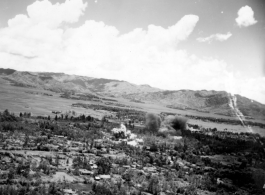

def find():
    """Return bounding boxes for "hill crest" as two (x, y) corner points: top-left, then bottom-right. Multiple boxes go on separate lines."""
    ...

(0, 68), (264, 119)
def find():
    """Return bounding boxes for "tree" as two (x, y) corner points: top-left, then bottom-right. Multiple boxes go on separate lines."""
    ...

(8, 168), (15, 181)
(3, 109), (10, 116)
(122, 169), (134, 190)
(145, 113), (161, 133)
(73, 167), (80, 176)
(148, 175), (160, 194)
(39, 159), (50, 174)
(96, 157), (112, 174)
(86, 115), (91, 121)
(55, 155), (60, 167)
(92, 183), (113, 195)
(23, 134), (29, 148)
(48, 182), (60, 194)
(31, 161), (38, 171)
(17, 162), (30, 178)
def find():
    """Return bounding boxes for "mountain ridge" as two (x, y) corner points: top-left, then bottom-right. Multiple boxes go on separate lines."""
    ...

(1, 68), (265, 119)
(122, 90), (265, 119)
(0, 69), (162, 94)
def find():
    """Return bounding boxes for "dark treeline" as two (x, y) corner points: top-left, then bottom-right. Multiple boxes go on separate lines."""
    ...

(72, 103), (146, 122)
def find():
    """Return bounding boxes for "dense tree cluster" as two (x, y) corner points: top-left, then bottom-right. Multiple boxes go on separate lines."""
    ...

(96, 157), (112, 174)
(0, 109), (17, 122)
(72, 156), (91, 170)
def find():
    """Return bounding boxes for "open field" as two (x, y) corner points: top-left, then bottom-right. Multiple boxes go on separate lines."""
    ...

(0, 84), (104, 118)
(0, 83), (264, 136)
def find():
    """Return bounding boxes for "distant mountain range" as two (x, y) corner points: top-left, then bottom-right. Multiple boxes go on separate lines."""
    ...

(0, 69), (161, 95)
(123, 90), (265, 119)
(0, 68), (16, 75)
(1, 68), (265, 119)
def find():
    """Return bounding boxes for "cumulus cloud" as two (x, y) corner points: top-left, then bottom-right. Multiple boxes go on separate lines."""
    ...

(0, 0), (87, 58)
(197, 32), (232, 43)
(0, 0), (264, 104)
(234, 77), (265, 104)
(26, 0), (87, 28)
(235, 5), (257, 27)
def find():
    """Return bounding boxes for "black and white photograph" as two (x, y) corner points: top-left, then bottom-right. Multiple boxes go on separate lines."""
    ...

(0, 0), (265, 194)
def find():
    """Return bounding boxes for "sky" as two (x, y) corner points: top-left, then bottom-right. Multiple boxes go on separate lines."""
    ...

(0, 0), (265, 103)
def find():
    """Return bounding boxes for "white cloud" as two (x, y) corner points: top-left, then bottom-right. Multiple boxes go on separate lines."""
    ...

(235, 77), (265, 104)
(197, 32), (232, 43)
(235, 5), (257, 27)
(26, 0), (87, 28)
(0, 0), (264, 104)
(0, 0), (87, 58)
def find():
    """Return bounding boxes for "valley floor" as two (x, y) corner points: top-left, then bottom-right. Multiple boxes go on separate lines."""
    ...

(0, 109), (264, 195)
(0, 83), (264, 136)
